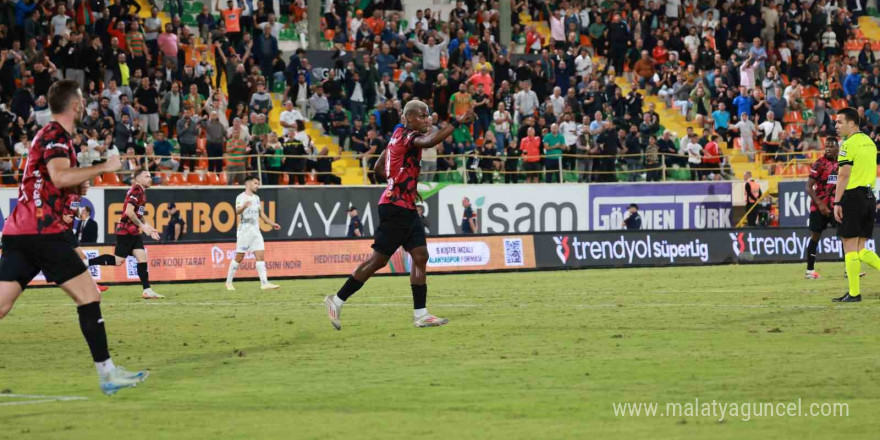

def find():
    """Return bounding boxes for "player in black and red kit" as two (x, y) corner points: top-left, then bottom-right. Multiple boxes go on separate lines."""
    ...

(324, 101), (475, 329)
(88, 169), (164, 299)
(0, 80), (148, 395)
(805, 138), (840, 279)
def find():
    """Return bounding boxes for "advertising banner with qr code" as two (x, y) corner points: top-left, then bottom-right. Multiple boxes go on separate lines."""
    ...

(15, 235), (536, 285)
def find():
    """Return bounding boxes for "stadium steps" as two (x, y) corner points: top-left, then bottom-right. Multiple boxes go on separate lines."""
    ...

(133, 0), (354, 184)
(858, 16), (880, 41)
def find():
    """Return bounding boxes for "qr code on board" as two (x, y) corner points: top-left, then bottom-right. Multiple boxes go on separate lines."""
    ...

(83, 250), (101, 279)
(503, 238), (524, 266)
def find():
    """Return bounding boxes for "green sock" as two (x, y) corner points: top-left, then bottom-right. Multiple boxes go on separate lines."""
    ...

(845, 252), (861, 297)
(858, 249), (880, 271)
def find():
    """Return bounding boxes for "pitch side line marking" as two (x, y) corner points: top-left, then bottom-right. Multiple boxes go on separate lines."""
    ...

(0, 394), (88, 406)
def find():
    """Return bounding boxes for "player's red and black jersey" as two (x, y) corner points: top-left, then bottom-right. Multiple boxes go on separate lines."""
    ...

(61, 193), (81, 232)
(116, 184), (146, 235)
(2, 121), (77, 235)
(378, 126), (422, 210)
(809, 156), (838, 213)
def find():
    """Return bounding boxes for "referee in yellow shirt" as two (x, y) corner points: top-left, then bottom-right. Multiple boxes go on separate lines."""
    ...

(832, 108), (880, 302)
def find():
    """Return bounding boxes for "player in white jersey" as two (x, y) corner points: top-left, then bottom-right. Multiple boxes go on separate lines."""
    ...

(226, 175), (282, 290)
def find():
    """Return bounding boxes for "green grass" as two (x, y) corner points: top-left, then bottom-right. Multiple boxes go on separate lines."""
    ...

(1, 264), (880, 439)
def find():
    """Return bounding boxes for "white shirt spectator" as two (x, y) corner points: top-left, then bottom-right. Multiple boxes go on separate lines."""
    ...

(684, 141), (703, 164)
(493, 110), (511, 134)
(549, 94), (565, 118)
(666, 0), (681, 18)
(759, 119), (783, 142)
(574, 54), (593, 77)
(514, 89), (539, 119)
(280, 109), (305, 136)
(559, 120), (578, 146)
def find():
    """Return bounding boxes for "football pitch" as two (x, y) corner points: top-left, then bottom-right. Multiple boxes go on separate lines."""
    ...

(1, 264), (879, 439)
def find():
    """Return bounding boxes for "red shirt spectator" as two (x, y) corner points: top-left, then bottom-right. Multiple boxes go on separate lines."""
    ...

(703, 139), (721, 164)
(652, 42), (669, 65)
(520, 135), (541, 163)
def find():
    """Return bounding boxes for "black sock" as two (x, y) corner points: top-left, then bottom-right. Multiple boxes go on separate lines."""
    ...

(336, 276), (364, 301)
(807, 239), (819, 271)
(137, 262), (150, 289)
(411, 284), (427, 309)
(77, 302), (110, 363)
(88, 255), (117, 266)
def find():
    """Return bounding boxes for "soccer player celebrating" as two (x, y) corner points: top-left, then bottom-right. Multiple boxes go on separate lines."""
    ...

(324, 101), (475, 329)
(88, 169), (164, 299)
(0, 79), (148, 395)
(225, 175), (282, 290)
(831, 108), (880, 302)
(804, 138), (839, 279)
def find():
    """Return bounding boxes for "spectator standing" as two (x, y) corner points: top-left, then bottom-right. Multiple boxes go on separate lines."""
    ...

(202, 111), (227, 174)
(493, 102), (512, 154)
(411, 31), (448, 83)
(543, 123), (565, 183)
(347, 207), (363, 237)
(226, 125), (249, 185)
(622, 204), (642, 230)
(460, 197), (477, 234)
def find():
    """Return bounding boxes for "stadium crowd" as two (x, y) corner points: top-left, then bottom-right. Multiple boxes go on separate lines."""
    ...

(0, 0), (875, 185)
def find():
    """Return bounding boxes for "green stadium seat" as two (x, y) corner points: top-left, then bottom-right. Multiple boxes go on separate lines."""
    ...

(182, 14), (198, 27)
(188, 2), (204, 14)
(279, 29), (296, 41)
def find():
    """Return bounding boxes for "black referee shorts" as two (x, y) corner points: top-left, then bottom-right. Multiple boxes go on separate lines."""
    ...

(0, 234), (87, 288)
(838, 187), (876, 239)
(115, 234), (145, 258)
(808, 210), (837, 233)
(371, 204), (427, 256)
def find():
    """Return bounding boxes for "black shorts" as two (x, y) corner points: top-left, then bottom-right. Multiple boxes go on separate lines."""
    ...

(64, 230), (80, 248)
(523, 161), (542, 173)
(115, 234), (145, 257)
(809, 210), (837, 232)
(0, 234), (87, 288)
(837, 187), (876, 238)
(372, 204), (427, 256)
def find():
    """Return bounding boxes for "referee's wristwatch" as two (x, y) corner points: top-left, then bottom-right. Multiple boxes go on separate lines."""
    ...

(833, 201), (843, 206)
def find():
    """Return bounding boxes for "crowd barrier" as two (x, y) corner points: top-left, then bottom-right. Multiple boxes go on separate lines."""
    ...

(0, 181), (742, 243)
(20, 227), (872, 286)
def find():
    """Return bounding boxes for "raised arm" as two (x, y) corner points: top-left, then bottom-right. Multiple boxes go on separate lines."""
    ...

(413, 112), (475, 150)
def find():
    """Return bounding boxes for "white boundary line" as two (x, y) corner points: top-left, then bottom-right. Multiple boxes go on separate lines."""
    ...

(0, 394), (88, 406)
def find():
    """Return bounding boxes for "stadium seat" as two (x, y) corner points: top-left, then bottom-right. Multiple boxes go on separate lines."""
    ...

(101, 173), (122, 185)
(773, 164), (785, 175)
(197, 157), (208, 170)
(306, 174), (319, 185)
(196, 138), (207, 153)
(279, 174), (290, 185)
(156, 173), (169, 185)
(796, 164), (810, 176)
(169, 173), (186, 185)
(785, 124), (803, 136)
(206, 173), (221, 185)
(783, 112), (802, 123)
(187, 173), (206, 185)
(93, 174), (104, 186)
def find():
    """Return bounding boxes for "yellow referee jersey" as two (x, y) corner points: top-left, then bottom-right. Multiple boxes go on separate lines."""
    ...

(837, 132), (878, 189)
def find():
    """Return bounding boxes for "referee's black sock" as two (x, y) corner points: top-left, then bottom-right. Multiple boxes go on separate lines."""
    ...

(89, 255), (117, 266)
(136, 262), (151, 289)
(336, 276), (364, 301)
(411, 284), (427, 310)
(807, 239), (819, 271)
(77, 302), (110, 363)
